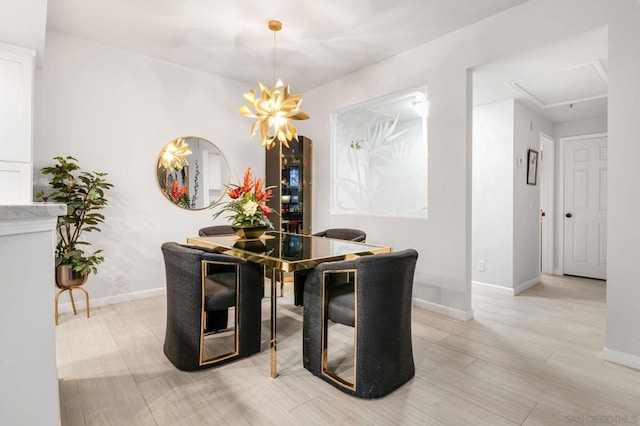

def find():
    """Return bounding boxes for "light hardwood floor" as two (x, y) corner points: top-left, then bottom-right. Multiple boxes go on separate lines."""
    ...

(55, 275), (640, 425)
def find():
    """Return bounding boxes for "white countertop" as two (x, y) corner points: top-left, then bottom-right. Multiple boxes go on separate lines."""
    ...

(0, 203), (66, 220)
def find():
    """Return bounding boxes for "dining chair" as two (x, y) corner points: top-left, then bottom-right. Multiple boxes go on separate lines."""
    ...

(302, 249), (418, 398)
(161, 242), (263, 371)
(293, 228), (367, 306)
(198, 225), (235, 236)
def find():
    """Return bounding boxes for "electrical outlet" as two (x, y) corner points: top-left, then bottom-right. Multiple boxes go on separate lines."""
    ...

(478, 261), (485, 272)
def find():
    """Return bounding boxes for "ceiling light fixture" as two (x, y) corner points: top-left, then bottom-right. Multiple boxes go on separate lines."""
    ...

(239, 20), (309, 150)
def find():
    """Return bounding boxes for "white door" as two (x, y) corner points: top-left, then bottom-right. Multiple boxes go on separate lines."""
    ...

(563, 136), (607, 279)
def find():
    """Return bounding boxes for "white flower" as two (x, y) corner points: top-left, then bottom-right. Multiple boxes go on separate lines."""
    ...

(242, 200), (258, 217)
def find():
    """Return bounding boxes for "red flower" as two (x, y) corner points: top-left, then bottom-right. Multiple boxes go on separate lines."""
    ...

(257, 187), (272, 202)
(170, 181), (180, 199)
(254, 178), (268, 201)
(227, 187), (243, 199)
(241, 167), (254, 193)
(258, 204), (272, 218)
(170, 180), (188, 201)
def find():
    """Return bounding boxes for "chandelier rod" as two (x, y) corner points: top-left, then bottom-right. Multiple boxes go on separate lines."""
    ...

(268, 20), (282, 84)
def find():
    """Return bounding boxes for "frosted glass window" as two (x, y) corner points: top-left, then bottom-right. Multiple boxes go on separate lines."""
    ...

(331, 87), (428, 218)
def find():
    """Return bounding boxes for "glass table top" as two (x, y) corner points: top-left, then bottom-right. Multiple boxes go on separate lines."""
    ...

(187, 231), (391, 272)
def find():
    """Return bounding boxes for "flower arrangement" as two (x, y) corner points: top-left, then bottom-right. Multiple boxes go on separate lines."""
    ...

(212, 167), (275, 228)
(163, 180), (190, 209)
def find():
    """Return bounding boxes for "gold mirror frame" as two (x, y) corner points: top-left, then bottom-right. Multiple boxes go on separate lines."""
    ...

(156, 136), (230, 210)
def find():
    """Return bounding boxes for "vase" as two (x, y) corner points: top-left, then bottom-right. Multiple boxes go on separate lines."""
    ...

(55, 265), (88, 289)
(232, 225), (268, 240)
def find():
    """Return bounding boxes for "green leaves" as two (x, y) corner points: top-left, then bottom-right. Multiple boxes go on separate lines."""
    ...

(39, 156), (114, 276)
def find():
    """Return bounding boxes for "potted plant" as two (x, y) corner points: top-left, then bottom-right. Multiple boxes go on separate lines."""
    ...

(36, 156), (114, 287)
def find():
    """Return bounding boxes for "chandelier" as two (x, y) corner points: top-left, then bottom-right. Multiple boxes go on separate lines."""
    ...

(239, 20), (309, 150)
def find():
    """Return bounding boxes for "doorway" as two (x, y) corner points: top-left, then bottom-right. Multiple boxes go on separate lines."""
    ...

(471, 26), (608, 299)
(559, 133), (608, 280)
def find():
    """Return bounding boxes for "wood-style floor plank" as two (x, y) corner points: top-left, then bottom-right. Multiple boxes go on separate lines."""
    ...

(55, 275), (640, 425)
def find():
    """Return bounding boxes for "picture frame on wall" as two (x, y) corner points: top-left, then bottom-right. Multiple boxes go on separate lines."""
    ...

(527, 149), (538, 185)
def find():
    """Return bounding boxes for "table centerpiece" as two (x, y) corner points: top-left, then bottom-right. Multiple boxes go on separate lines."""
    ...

(211, 167), (275, 239)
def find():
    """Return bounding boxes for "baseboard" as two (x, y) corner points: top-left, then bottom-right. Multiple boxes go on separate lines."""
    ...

(514, 276), (541, 295)
(472, 277), (540, 296)
(56, 287), (166, 314)
(412, 297), (474, 321)
(603, 347), (640, 371)
(472, 281), (514, 295)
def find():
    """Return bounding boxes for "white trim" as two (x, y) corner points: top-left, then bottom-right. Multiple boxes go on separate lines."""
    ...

(539, 132), (555, 274)
(0, 42), (35, 57)
(56, 287), (166, 314)
(472, 277), (540, 296)
(558, 132), (608, 277)
(603, 347), (640, 371)
(412, 297), (474, 321)
(559, 132), (608, 142)
(472, 281), (514, 295)
(514, 276), (541, 295)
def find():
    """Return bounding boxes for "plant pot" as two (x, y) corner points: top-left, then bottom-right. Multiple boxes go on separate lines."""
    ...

(55, 265), (88, 289)
(232, 225), (268, 240)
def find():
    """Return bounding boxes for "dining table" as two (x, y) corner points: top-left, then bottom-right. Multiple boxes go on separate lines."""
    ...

(187, 230), (391, 377)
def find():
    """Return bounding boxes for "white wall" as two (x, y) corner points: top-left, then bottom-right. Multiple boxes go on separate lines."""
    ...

(36, 32), (263, 303)
(554, 116), (607, 140)
(302, 0), (640, 366)
(472, 100), (514, 289)
(513, 100), (553, 290)
(472, 99), (551, 294)
(604, 2), (640, 369)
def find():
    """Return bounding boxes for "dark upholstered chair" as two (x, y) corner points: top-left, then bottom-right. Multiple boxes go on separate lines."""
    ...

(161, 242), (263, 371)
(312, 228), (366, 242)
(302, 249), (418, 398)
(293, 228), (367, 306)
(198, 225), (235, 236)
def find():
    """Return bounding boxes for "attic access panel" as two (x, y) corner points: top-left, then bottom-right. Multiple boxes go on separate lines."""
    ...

(508, 61), (607, 108)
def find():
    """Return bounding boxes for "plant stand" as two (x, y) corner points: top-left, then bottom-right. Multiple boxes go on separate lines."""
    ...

(55, 286), (90, 325)
(54, 265), (90, 325)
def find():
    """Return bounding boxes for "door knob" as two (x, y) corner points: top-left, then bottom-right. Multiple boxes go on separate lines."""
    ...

(565, 213), (572, 218)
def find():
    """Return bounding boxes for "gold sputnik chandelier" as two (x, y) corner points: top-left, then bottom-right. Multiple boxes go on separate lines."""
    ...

(159, 137), (192, 172)
(239, 20), (309, 150)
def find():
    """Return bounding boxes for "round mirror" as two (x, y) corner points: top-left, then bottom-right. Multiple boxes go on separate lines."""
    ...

(156, 136), (229, 210)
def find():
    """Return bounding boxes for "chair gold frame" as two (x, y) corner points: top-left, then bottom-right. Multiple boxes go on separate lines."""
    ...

(321, 269), (358, 392)
(198, 260), (240, 367)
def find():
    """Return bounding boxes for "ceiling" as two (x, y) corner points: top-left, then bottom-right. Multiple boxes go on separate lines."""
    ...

(473, 26), (608, 124)
(46, 0), (531, 92)
(46, 0), (606, 124)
